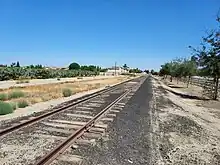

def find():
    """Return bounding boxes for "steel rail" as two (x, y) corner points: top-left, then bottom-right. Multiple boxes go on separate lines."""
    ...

(0, 78), (134, 137)
(34, 90), (131, 165)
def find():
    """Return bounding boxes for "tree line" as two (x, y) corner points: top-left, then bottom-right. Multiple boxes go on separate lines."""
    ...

(159, 16), (220, 99)
(0, 60), (147, 81)
(0, 62), (104, 81)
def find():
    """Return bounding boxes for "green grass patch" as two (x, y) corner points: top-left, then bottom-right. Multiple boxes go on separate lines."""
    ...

(0, 101), (14, 115)
(8, 91), (25, 99)
(62, 88), (73, 97)
(0, 93), (8, 101)
(10, 102), (17, 110)
(17, 100), (29, 108)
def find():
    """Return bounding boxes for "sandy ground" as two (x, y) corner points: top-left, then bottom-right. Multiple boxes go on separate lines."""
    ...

(0, 75), (119, 90)
(0, 76), (132, 122)
(158, 77), (204, 97)
(151, 77), (220, 164)
(157, 76), (220, 110)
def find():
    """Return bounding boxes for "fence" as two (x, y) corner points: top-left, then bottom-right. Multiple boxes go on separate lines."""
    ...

(181, 76), (220, 98)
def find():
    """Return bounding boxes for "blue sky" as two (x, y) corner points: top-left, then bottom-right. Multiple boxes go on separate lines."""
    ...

(0, 0), (219, 70)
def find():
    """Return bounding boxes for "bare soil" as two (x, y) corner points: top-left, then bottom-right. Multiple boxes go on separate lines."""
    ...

(151, 78), (220, 164)
(159, 77), (220, 110)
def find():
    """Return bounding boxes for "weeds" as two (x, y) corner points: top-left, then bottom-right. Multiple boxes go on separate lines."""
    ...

(8, 91), (25, 99)
(0, 101), (14, 115)
(62, 88), (73, 97)
(17, 100), (29, 108)
(10, 102), (17, 110)
(0, 93), (8, 101)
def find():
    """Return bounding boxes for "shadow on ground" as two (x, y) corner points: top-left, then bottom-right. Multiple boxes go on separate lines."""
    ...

(165, 88), (210, 101)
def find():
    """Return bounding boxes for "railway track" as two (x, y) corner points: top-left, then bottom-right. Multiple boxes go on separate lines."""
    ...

(0, 76), (146, 165)
(0, 77), (139, 135)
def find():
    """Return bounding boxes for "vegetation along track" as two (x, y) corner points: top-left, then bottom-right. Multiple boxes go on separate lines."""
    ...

(0, 76), (146, 165)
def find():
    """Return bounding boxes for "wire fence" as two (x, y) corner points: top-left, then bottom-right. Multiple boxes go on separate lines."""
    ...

(181, 76), (220, 98)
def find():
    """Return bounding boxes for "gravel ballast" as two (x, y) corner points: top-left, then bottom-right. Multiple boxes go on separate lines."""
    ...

(67, 76), (220, 165)
(0, 77), (145, 165)
(71, 76), (153, 165)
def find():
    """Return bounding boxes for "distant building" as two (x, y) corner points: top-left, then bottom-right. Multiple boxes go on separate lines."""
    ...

(45, 66), (68, 70)
(105, 67), (128, 76)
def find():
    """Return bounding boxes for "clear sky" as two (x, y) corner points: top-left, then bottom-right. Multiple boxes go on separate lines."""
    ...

(0, 0), (219, 70)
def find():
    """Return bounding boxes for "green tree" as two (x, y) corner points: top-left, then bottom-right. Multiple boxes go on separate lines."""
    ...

(190, 16), (220, 99)
(150, 69), (155, 74)
(122, 64), (129, 70)
(69, 62), (80, 70)
(144, 70), (149, 74)
(100, 68), (108, 72)
(16, 61), (20, 67)
(129, 68), (142, 73)
(182, 58), (197, 87)
(11, 62), (16, 67)
(160, 63), (171, 78)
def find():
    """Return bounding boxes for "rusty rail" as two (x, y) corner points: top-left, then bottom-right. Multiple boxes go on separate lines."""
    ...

(0, 78), (134, 137)
(34, 90), (130, 165)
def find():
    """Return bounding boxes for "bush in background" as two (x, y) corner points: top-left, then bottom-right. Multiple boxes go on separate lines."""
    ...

(17, 100), (29, 108)
(10, 102), (17, 110)
(0, 101), (14, 115)
(0, 93), (8, 101)
(0, 67), (98, 81)
(62, 88), (73, 97)
(8, 91), (25, 99)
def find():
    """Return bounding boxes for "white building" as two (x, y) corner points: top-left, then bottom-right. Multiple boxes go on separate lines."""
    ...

(105, 67), (129, 76)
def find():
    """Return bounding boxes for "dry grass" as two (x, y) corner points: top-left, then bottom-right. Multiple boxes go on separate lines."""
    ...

(0, 77), (129, 109)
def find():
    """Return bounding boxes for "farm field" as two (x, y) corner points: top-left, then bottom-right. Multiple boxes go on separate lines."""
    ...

(0, 76), (131, 117)
(0, 75), (118, 90)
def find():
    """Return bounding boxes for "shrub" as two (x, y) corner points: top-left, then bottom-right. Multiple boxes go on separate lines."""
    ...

(24, 80), (30, 83)
(0, 101), (14, 115)
(17, 100), (29, 108)
(62, 88), (73, 97)
(10, 102), (17, 110)
(0, 93), (8, 101)
(8, 91), (25, 99)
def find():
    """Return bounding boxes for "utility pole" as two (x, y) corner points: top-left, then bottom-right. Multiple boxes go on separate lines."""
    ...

(115, 62), (117, 76)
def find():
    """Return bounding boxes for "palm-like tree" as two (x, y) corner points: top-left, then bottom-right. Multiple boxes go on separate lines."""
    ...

(122, 64), (129, 70)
